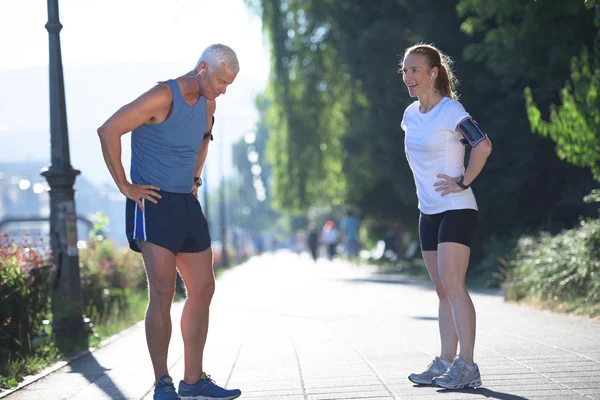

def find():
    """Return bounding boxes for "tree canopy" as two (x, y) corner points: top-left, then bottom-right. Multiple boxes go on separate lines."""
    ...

(246, 0), (599, 262)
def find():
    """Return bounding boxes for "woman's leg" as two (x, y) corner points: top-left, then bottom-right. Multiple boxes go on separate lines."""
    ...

(422, 251), (458, 363)
(437, 242), (476, 365)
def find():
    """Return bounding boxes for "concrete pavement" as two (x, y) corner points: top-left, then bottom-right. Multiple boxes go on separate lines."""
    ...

(3, 250), (600, 399)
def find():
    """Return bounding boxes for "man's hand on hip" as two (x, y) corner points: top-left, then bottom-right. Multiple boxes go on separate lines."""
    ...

(120, 182), (161, 211)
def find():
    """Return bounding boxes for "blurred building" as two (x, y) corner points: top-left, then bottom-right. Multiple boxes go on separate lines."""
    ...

(0, 162), (127, 247)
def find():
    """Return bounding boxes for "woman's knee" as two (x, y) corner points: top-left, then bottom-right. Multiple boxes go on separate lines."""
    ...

(433, 284), (449, 300)
(438, 268), (466, 298)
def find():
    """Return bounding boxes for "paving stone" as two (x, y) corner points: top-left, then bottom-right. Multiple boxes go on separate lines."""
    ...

(2, 252), (599, 399)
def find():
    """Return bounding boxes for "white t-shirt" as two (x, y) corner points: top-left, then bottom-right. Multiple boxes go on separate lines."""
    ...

(401, 96), (478, 215)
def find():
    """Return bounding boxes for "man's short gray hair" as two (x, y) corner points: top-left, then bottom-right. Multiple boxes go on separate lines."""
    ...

(195, 44), (240, 74)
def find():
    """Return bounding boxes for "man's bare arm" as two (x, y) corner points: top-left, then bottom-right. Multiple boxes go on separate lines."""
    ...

(97, 84), (171, 209)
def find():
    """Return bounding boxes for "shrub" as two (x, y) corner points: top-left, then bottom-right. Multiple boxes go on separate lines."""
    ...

(505, 217), (600, 313)
(0, 234), (52, 356)
(78, 239), (146, 327)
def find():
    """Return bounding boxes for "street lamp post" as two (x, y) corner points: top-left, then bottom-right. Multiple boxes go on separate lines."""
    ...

(42, 0), (86, 347)
(219, 138), (229, 267)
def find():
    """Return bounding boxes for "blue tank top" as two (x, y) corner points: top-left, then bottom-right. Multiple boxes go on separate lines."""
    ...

(130, 79), (208, 193)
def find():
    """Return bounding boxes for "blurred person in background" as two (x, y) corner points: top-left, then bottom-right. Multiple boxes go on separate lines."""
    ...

(340, 210), (360, 263)
(307, 223), (320, 262)
(322, 220), (339, 260)
(400, 43), (492, 390)
(97, 44), (242, 400)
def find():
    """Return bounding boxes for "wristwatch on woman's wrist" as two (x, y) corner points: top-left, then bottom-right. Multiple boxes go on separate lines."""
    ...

(456, 174), (470, 190)
(194, 176), (202, 187)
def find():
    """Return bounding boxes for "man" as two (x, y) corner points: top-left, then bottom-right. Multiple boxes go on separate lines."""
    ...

(341, 210), (360, 263)
(97, 44), (241, 400)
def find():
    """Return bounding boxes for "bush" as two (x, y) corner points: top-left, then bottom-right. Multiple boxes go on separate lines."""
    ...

(0, 233), (52, 356)
(467, 234), (519, 288)
(504, 217), (600, 315)
(78, 238), (146, 327)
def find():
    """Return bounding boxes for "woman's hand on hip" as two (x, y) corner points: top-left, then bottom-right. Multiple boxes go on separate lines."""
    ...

(433, 174), (463, 196)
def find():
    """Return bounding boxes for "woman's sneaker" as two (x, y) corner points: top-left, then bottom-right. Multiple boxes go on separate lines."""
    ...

(178, 372), (241, 400)
(408, 357), (449, 385)
(154, 375), (180, 400)
(433, 357), (482, 389)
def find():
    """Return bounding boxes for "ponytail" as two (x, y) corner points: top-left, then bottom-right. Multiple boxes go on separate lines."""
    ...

(402, 44), (458, 99)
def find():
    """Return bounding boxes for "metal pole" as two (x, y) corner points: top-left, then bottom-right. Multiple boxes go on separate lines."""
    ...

(202, 167), (209, 221)
(219, 129), (229, 267)
(42, 0), (85, 347)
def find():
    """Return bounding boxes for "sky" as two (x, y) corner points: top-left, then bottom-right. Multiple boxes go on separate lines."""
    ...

(0, 0), (271, 190)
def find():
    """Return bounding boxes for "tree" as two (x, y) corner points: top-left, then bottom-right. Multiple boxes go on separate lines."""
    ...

(524, 5), (600, 182)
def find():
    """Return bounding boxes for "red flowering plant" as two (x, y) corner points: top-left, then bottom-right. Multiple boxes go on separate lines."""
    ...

(78, 234), (146, 327)
(0, 233), (52, 356)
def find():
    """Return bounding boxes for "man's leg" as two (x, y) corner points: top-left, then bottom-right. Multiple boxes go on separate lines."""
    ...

(175, 248), (215, 385)
(140, 241), (178, 380)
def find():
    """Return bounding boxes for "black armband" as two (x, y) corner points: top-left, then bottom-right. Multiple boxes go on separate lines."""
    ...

(457, 117), (486, 147)
(203, 116), (215, 141)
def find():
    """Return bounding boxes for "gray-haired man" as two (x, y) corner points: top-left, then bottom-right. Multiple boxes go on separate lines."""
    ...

(98, 44), (241, 400)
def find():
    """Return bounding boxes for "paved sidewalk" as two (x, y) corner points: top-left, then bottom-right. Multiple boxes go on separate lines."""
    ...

(3, 251), (600, 399)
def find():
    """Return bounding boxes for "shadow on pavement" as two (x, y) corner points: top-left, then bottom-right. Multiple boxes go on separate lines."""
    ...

(342, 277), (414, 285)
(68, 353), (128, 400)
(437, 387), (529, 399)
(412, 316), (438, 321)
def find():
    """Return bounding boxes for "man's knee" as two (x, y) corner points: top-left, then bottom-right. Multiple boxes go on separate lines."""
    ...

(148, 281), (176, 308)
(185, 279), (215, 304)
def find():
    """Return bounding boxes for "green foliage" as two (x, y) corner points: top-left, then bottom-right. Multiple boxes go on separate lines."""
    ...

(79, 238), (146, 327)
(256, 0), (357, 212)
(0, 234), (51, 356)
(0, 234), (56, 390)
(467, 234), (518, 289)
(525, 46), (600, 182)
(0, 231), (149, 390)
(89, 211), (110, 241)
(505, 218), (600, 317)
(584, 189), (600, 203)
(250, 0), (599, 278)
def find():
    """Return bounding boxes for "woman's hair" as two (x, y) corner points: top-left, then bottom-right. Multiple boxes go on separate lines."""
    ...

(401, 43), (458, 99)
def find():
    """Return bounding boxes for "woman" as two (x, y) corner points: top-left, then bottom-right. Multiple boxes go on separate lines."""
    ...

(400, 43), (492, 389)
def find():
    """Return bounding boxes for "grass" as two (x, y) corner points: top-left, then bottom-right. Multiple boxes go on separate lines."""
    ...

(88, 289), (150, 348)
(0, 289), (150, 391)
(0, 342), (61, 389)
(510, 296), (600, 321)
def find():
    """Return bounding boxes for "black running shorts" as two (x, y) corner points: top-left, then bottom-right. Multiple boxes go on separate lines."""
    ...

(126, 191), (211, 254)
(419, 208), (477, 252)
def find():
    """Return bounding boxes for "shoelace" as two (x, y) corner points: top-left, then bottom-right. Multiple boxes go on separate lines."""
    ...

(429, 358), (443, 373)
(202, 374), (216, 385)
(446, 361), (467, 380)
(156, 381), (176, 393)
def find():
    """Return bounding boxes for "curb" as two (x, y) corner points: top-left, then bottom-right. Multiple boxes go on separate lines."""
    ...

(0, 319), (145, 399)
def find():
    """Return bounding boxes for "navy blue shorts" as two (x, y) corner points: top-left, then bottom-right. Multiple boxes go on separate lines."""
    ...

(419, 208), (477, 252)
(126, 191), (211, 255)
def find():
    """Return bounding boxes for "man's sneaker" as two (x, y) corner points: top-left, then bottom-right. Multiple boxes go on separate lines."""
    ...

(154, 375), (180, 400)
(433, 357), (482, 389)
(178, 372), (241, 400)
(408, 356), (450, 385)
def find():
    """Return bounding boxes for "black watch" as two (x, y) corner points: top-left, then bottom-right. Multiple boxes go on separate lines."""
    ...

(194, 176), (202, 187)
(456, 174), (470, 190)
